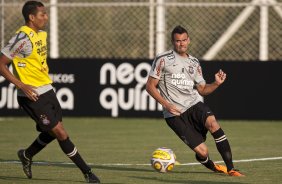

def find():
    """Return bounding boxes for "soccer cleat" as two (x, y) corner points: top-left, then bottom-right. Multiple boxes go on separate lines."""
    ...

(84, 170), (100, 183)
(214, 164), (228, 174)
(228, 169), (245, 177)
(17, 149), (32, 179)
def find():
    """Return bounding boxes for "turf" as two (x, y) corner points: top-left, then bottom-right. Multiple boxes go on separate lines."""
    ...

(0, 117), (282, 183)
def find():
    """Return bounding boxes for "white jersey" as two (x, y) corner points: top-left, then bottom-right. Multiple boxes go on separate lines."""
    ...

(149, 50), (205, 118)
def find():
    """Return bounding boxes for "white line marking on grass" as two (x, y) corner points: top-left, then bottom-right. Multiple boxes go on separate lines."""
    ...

(1, 156), (282, 166)
(180, 156), (282, 166)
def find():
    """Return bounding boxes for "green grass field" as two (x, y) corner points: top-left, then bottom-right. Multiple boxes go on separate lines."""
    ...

(0, 117), (282, 184)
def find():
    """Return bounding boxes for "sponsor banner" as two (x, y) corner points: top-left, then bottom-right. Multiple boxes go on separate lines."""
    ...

(0, 59), (163, 118)
(1, 59), (282, 119)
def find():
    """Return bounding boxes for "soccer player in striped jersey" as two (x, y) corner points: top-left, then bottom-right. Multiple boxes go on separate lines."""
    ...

(0, 1), (100, 183)
(146, 25), (244, 177)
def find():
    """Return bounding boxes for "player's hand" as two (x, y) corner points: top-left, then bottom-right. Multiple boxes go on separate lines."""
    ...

(165, 103), (181, 116)
(20, 84), (39, 101)
(214, 69), (226, 86)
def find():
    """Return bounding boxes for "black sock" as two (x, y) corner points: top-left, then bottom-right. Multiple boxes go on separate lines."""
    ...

(195, 154), (216, 171)
(58, 137), (91, 174)
(212, 128), (233, 171)
(25, 132), (55, 159)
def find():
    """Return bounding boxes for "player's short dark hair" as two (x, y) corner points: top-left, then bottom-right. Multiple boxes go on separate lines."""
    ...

(171, 25), (189, 41)
(22, 1), (44, 23)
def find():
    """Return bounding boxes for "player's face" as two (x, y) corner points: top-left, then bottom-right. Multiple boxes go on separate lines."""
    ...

(30, 6), (48, 30)
(172, 33), (190, 56)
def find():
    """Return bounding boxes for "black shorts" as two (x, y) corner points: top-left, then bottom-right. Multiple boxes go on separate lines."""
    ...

(165, 102), (214, 149)
(17, 89), (62, 132)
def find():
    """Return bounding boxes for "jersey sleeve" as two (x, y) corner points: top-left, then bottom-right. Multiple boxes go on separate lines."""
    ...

(194, 63), (206, 85)
(149, 57), (165, 80)
(1, 32), (32, 59)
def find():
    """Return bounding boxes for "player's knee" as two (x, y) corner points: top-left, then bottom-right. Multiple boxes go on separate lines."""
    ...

(194, 144), (209, 158)
(205, 116), (220, 132)
(51, 123), (68, 140)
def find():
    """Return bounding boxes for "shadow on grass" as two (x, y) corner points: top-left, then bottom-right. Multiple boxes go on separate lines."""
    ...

(0, 175), (83, 183)
(93, 165), (153, 172)
(0, 159), (248, 184)
(130, 176), (247, 184)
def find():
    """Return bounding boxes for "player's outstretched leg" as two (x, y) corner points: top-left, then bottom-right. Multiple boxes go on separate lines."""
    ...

(211, 128), (245, 176)
(58, 137), (100, 183)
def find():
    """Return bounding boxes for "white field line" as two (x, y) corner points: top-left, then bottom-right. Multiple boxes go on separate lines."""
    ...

(1, 156), (282, 166)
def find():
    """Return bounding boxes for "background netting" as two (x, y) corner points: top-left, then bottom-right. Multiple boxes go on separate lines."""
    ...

(1, 0), (281, 61)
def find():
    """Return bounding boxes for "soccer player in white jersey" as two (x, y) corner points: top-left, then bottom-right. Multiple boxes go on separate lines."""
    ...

(0, 1), (100, 183)
(146, 25), (244, 176)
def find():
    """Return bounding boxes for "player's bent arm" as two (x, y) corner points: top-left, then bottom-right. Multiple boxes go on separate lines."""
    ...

(0, 54), (38, 101)
(0, 54), (24, 89)
(146, 76), (181, 116)
(197, 69), (226, 96)
(196, 83), (220, 96)
(146, 76), (169, 108)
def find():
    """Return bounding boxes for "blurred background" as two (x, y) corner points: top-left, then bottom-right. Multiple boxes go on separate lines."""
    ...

(1, 0), (282, 60)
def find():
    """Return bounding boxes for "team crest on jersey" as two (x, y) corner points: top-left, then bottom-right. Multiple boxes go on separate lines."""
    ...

(189, 66), (194, 74)
(40, 115), (50, 125)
